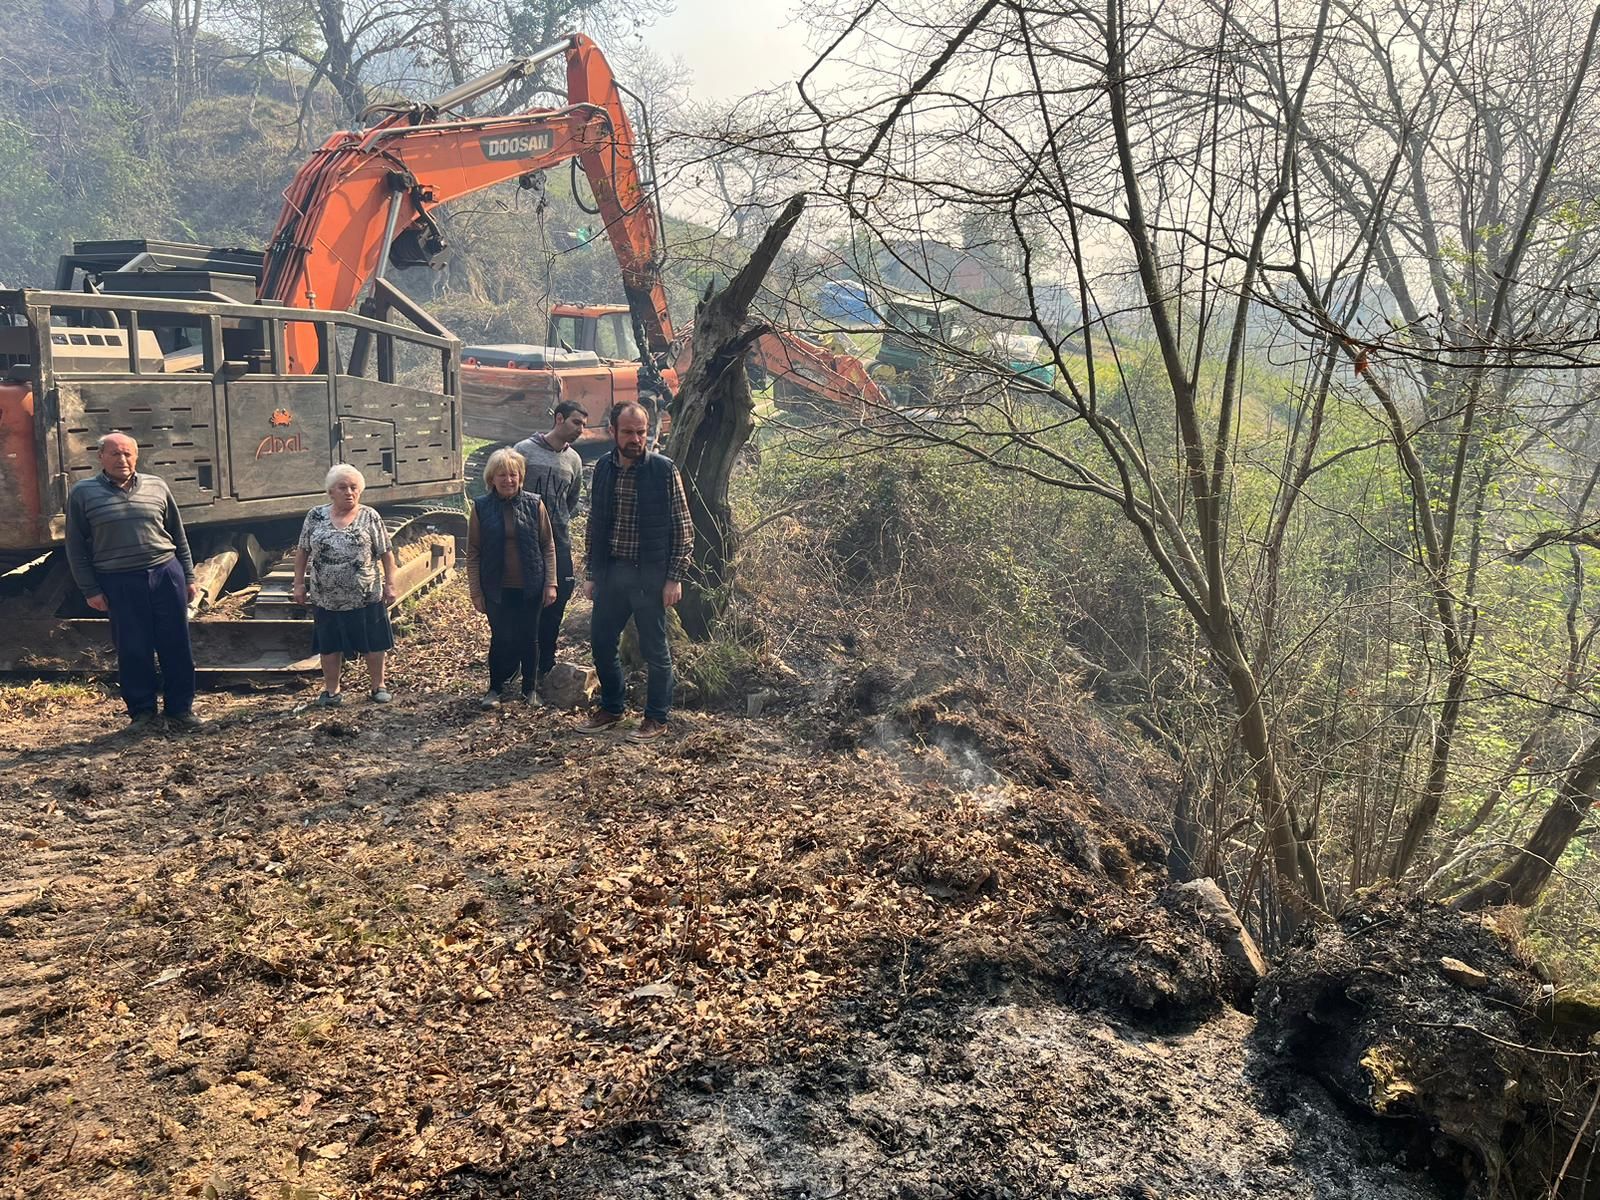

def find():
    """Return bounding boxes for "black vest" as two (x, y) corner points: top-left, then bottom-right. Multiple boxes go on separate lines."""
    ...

(590, 451), (677, 574)
(473, 491), (546, 602)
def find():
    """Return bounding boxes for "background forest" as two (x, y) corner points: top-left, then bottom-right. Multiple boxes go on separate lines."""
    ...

(0, 0), (747, 335)
(3, 0), (1600, 979)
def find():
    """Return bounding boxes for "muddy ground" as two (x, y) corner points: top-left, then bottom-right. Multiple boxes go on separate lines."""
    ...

(2, 578), (1456, 1199)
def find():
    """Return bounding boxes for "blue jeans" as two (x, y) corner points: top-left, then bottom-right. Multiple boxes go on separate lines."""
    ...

(590, 562), (673, 722)
(97, 557), (195, 717)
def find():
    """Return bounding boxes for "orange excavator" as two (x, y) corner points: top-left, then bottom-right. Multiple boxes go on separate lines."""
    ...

(259, 33), (674, 400)
(463, 302), (886, 457)
(551, 302), (883, 417)
(254, 31), (881, 452)
(248, 31), (882, 449)
(2, 35), (675, 673)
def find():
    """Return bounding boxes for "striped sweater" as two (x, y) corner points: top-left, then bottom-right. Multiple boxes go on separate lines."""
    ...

(65, 472), (195, 599)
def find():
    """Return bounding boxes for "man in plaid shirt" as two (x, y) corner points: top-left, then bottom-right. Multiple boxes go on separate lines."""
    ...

(579, 401), (692, 741)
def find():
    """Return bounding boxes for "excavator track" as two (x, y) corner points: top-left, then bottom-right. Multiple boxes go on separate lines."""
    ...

(0, 505), (466, 682)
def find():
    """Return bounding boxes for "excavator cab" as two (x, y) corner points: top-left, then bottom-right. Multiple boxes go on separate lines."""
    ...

(458, 299), (674, 459)
(872, 295), (949, 404)
(460, 334), (664, 458)
(549, 306), (635, 360)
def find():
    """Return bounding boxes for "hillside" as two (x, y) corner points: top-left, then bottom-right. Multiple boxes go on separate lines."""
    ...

(3, 567), (1592, 1199)
(0, 0), (744, 336)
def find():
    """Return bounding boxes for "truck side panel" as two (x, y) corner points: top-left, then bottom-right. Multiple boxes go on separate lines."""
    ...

(223, 379), (331, 500)
(1, 289), (464, 556)
(336, 378), (458, 486)
(459, 365), (564, 445)
(58, 378), (221, 507)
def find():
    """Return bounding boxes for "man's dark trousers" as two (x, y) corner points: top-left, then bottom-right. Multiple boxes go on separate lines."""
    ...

(590, 561), (672, 722)
(537, 540), (576, 678)
(98, 557), (195, 717)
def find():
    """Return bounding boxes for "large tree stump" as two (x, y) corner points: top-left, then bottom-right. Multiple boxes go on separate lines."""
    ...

(666, 193), (806, 639)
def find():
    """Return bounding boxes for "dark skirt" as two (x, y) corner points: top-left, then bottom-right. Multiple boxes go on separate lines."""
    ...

(312, 601), (395, 656)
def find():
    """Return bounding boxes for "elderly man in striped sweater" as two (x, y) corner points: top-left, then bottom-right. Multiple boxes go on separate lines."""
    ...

(65, 432), (201, 731)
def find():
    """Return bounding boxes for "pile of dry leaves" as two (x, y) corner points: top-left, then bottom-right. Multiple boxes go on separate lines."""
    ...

(1, 579), (1227, 1199)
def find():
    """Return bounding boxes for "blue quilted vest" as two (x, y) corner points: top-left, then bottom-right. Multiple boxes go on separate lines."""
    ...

(589, 451), (677, 574)
(474, 491), (547, 602)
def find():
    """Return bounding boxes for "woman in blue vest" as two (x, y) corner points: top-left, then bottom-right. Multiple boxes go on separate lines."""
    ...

(467, 448), (557, 707)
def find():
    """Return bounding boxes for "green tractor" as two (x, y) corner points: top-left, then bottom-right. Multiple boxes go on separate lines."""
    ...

(870, 295), (950, 404)
(869, 294), (1055, 404)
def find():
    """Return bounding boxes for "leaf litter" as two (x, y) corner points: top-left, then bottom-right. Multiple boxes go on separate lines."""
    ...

(0, 579), (1457, 1199)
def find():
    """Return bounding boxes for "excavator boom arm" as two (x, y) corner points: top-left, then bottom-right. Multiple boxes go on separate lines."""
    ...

(750, 330), (886, 412)
(666, 317), (885, 413)
(261, 34), (673, 373)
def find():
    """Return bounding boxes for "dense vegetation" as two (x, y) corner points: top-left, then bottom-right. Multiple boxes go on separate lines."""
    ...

(692, 0), (1600, 972)
(741, 407), (1598, 975)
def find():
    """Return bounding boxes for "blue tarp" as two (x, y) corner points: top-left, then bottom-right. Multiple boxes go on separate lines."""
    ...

(817, 281), (878, 326)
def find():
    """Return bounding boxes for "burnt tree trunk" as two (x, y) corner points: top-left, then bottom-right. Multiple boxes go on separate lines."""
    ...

(666, 193), (806, 640)
(1453, 729), (1600, 910)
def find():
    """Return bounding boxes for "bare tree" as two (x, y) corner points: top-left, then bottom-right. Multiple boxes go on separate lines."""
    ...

(760, 0), (1344, 912)
(1281, 0), (1600, 883)
(667, 195), (809, 638)
(1453, 729), (1600, 910)
(716, 0), (1600, 923)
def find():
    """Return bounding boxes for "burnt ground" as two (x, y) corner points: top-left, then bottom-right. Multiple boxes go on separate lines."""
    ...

(1258, 896), (1600, 1198)
(1, 578), (1459, 1199)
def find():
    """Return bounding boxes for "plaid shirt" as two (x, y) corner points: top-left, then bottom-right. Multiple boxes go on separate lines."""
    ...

(592, 454), (694, 582)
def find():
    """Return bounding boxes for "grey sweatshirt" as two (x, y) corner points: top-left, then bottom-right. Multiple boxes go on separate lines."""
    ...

(512, 432), (584, 550)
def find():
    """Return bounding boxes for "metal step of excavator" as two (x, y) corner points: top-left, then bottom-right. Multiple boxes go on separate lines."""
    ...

(0, 616), (319, 677)
(248, 504), (463, 620)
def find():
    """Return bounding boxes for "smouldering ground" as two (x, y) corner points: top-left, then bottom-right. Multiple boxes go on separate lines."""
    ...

(0, 579), (1452, 1200)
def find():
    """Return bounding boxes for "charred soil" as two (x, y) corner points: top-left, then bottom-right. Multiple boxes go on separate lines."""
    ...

(0, 578), (1554, 1198)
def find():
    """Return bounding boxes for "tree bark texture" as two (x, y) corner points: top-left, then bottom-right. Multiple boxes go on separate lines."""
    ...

(1453, 730), (1600, 911)
(664, 193), (806, 640)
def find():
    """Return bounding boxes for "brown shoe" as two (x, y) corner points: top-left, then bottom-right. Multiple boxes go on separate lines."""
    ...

(577, 709), (624, 735)
(629, 718), (669, 742)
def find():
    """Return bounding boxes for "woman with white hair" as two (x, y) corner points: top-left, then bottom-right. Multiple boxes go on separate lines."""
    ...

(291, 464), (399, 705)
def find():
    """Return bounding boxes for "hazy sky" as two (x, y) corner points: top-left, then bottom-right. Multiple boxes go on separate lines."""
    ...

(649, 0), (817, 101)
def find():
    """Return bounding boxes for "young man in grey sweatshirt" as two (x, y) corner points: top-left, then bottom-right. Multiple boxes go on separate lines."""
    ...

(513, 400), (587, 692)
